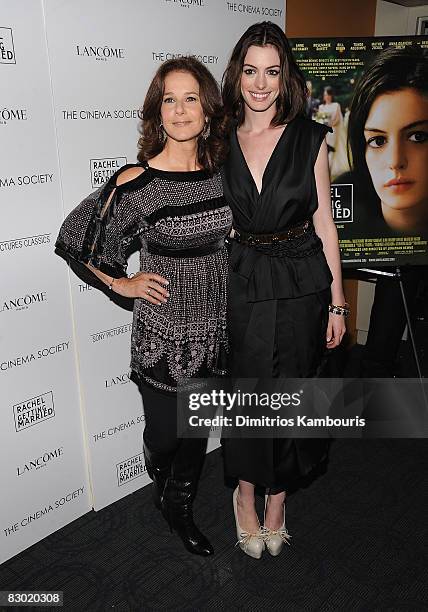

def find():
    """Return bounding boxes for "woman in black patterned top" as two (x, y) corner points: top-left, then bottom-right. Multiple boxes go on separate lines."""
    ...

(56, 58), (231, 556)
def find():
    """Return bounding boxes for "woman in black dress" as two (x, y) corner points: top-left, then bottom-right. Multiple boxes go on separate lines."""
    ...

(56, 58), (231, 556)
(221, 22), (347, 558)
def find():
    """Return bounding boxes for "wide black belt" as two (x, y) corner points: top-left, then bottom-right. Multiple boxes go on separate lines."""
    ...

(233, 219), (311, 245)
(147, 237), (225, 258)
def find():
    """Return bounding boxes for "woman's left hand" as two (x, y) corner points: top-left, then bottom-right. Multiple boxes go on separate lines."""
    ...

(326, 312), (346, 348)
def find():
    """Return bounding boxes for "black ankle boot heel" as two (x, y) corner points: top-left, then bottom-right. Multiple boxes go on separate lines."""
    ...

(162, 478), (214, 556)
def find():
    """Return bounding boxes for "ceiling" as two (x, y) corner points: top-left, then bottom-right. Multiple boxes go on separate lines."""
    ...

(383, 0), (428, 6)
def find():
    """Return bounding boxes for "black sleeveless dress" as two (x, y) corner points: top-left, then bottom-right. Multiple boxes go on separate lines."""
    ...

(221, 116), (333, 492)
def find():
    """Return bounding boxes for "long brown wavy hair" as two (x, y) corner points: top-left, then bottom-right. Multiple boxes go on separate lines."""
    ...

(222, 21), (308, 128)
(137, 57), (227, 173)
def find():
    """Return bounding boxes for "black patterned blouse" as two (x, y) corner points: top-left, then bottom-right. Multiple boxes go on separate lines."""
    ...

(55, 162), (232, 393)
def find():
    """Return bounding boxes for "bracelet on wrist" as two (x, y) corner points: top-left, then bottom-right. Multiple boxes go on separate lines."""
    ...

(109, 273), (135, 291)
(329, 302), (350, 317)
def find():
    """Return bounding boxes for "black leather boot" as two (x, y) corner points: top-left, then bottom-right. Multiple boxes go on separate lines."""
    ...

(143, 441), (174, 510)
(161, 439), (214, 556)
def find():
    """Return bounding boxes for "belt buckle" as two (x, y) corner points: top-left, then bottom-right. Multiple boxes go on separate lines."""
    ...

(247, 234), (254, 245)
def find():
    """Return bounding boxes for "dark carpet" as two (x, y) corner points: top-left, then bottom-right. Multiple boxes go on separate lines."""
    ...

(1, 439), (428, 612)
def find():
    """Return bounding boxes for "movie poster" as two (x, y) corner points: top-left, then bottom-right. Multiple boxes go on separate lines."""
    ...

(290, 36), (428, 268)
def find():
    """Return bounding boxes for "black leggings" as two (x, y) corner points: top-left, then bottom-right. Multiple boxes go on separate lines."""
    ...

(138, 382), (180, 455)
(138, 380), (208, 479)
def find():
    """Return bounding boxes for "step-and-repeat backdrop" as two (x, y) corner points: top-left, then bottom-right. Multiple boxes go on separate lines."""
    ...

(0, 0), (284, 564)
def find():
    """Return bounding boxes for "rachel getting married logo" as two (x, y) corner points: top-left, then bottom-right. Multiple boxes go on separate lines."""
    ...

(116, 453), (146, 486)
(90, 157), (127, 188)
(331, 184), (353, 223)
(0, 27), (16, 64)
(13, 391), (55, 432)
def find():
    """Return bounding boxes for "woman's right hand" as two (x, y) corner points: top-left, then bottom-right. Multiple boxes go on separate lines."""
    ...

(112, 272), (169, 304)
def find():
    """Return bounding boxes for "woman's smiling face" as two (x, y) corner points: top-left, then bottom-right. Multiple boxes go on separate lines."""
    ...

(160, 70), (205, 143)
(240, 44), (281, 113)
(364, 88), (428, 216)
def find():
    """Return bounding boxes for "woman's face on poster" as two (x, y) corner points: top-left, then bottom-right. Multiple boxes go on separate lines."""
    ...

(323, 90), (333, 104)
(364, 88), (428, 223)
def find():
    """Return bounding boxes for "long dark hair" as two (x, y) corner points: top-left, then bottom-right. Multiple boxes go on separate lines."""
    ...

(348, 46), (428, 186)
(323, 86), (335, 102)
(222, 21), (307, 127)
(137, 57), (227, 173)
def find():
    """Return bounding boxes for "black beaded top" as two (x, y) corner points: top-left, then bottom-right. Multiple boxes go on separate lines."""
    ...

(56, 163), (232, 392)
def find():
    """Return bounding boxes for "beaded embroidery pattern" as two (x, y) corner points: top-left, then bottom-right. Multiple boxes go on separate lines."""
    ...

(56, 166), (232, 393)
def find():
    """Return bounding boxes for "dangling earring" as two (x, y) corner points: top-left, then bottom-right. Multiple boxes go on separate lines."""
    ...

(202, 119), (211, 141)
(158, 122), (167, 143)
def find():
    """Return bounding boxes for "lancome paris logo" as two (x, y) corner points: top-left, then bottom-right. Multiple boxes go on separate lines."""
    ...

(0, 108), (27, 125)
(76, 44), (125, 61)
(1, 291), (47, 313)
(165, 0), (204, 7)
(0, 27), (16, 63)
(91, 157), (126, 188)
(105, 371), (131, 388)
(17, 446), (64, 477)
(13, 391), (55, 432)
(116, 453), (146, 486)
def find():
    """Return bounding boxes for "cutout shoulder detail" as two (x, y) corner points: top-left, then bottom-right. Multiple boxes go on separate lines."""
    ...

(115, 165), (145, 186)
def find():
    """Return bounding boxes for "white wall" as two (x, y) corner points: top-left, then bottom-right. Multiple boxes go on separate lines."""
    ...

(0, 0), (91, 566)
(375, 0), (428, 36)
(1, 0), (285, 564)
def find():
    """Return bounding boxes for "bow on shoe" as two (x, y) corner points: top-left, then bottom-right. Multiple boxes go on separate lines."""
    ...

(261, 525), (292, 545)
(235, 530), (264, 551)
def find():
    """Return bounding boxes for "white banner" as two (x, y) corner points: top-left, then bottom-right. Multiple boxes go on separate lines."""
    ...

(0, 0), (91, 564)
(1, 0), (284, 562)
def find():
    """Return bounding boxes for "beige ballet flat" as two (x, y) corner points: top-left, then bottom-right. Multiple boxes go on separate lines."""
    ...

(263, 493), (292, 556)
(233, 487), (265, 559)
